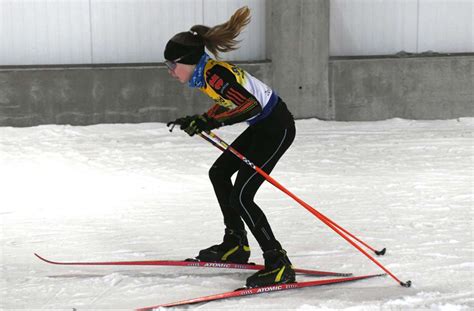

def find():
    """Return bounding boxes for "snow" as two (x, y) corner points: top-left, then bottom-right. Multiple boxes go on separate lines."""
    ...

(0, 118), (472, 310)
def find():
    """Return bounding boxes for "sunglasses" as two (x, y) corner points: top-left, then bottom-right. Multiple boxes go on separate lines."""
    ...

(164, 51), (197, 71)
(164, 58), (181, 71)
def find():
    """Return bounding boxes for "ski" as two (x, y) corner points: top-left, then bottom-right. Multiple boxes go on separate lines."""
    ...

(136, 273), (386, 310)
(34, 253), (350, 277)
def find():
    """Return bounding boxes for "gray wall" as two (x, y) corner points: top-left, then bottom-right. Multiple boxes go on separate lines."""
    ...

(0, 0), (330, 127)
(269, 0), (331, 120)
(0, 63), (271, 127)
(329, 55), (474, 121)
(0, 0), (472, 127)
(3, 54), (472, 127)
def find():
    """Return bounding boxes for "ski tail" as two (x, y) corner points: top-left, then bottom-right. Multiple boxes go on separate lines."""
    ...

(136, 273), (386, 310)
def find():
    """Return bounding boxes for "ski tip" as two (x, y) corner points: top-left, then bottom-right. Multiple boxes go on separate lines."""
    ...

(34, 253), (54, 264)
(400, 280), (412, 287)
(375, 248), (386, 256)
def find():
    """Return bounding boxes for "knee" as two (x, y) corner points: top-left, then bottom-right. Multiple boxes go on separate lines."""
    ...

(209, 164), (229, 184)
(229, 187), (254, 211)
(209, 164), (220, 183)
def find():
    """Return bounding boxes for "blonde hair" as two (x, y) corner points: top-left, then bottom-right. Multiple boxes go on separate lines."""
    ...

(190, 6), (251, 58)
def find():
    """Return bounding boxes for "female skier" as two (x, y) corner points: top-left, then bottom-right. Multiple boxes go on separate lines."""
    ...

(165, 6), (296, 288)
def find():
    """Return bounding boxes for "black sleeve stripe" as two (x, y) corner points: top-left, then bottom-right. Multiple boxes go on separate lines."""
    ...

(227, 88), (247, 102)
(226, 93), (244, 105)
(206, 65), (258, 104)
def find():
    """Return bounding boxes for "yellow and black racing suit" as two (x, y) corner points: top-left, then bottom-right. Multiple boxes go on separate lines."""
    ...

(190, 53), (295, 251)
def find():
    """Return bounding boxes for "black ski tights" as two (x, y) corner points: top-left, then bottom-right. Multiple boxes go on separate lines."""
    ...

(208, 101), (295, 252)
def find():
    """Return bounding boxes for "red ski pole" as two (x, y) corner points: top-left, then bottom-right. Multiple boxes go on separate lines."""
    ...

(200, 132), (384, 255)
(199, 131), (410, 287)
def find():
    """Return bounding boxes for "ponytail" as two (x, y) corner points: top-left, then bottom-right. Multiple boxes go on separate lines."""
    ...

(191, 6), (251, 58)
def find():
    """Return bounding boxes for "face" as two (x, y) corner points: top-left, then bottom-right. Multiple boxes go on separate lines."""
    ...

(167, 63), (196, 83)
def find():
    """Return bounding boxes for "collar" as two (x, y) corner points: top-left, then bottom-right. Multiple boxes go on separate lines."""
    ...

(188, 52), (210, 88)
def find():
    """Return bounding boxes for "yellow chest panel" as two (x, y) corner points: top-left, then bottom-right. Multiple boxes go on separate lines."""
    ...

(200, 59), (247, 109)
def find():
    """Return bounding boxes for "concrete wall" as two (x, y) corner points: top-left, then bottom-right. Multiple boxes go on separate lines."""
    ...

(329, 55), (474, 121)
(0, 0), (472, 127)
(0, 0), (330, 127)
(269, 0), (331, 120)
(0, 63), (271, 127)
(1, 55), (472, 127)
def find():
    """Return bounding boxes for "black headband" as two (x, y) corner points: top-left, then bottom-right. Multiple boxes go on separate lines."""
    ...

(164, 32), (205, 64)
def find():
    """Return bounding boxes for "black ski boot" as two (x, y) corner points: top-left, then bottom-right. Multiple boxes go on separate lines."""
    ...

(196, 229), (251, 264)
(246, 249), (295, 288)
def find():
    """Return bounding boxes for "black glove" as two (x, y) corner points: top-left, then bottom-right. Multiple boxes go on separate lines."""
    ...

(183, 114), (221, 136)
(167, 116), (193, 132)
